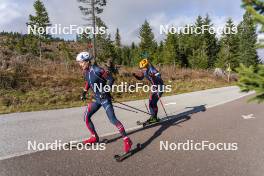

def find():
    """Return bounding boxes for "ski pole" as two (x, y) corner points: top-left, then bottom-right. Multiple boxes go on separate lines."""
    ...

(159, 97), (168, 117)
(112, 98), (152, 116)
(113, 105), (138, 113)
(144, 100), (150, 113)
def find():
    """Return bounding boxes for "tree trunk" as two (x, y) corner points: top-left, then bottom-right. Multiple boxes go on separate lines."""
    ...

(39, 38), (42, 61)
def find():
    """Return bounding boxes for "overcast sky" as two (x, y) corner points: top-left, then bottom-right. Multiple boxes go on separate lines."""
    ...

(0, 0), (245, 45)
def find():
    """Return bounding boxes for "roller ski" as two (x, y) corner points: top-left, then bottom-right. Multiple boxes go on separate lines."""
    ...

(65, 136), (109, 149)
(114, 137), (141, 162)
(136, 115), (161, 127)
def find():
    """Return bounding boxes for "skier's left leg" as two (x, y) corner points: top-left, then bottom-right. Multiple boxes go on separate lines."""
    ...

(101, 98), (132, 153)
(148, 91), (163, 122)
(83, 101), (101, 144)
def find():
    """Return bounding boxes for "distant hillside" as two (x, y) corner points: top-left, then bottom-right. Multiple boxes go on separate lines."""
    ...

(0, 33), (234, 114)
(0, 32), (87, 63)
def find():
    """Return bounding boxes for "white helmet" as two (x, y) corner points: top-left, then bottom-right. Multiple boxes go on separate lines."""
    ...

(76, 51), (93, 62)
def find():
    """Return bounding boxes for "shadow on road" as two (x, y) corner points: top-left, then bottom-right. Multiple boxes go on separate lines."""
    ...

(107, 105), (206, 161)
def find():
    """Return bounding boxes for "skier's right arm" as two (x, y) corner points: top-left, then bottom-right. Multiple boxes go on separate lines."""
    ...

(133, 71), (144, 80)
(81, 81), (89, 101)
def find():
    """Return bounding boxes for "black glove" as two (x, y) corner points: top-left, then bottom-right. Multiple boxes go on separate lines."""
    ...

(133, 73), (141, 80)
(81, 90), (87, 101)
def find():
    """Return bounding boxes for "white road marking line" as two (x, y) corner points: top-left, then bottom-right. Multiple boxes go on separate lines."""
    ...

(242, 114), (256, 119)
(165, 102), (177, 106)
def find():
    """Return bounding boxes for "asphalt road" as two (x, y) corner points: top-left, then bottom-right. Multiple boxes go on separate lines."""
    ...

(0, 86), (252, 159)
(0, 88), (263, 176)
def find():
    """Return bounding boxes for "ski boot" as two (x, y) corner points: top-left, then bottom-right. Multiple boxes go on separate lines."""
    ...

(123, 137), (133, 153)
(145, 115), (160, 124)
(83, 135), (98, 144)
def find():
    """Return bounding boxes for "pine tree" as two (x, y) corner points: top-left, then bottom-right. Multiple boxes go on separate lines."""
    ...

(237, 11), (259, 67)
(94, 17), (116, 62)
(178, 25), (195, 67)
(242, 0), (264, 31)
(189, 41), (209, 69)
(163, 33), (180, 65)
(99, 35), (116, 63)
(236, 0), (264, 102)
(115, 28), (121, 47)
(237, 64), (264, 103)
(215, 19), (240, 69)
(114, 28), (122, 65)
(139, 20), (157, 61)
(28, 0), (51, 39)
(121, 46), (132, 66)
(130, 42), (139, 66)
(15, 35), (27, 54)
(203, 14), (219, 68)
(77, 0), (107, 57)
(188, 15), (210, 69)
(27, 0), (51, 60)
(153, 41), (164, 64)
(24, 36), (39, 55)
(194, 15), (204, 46)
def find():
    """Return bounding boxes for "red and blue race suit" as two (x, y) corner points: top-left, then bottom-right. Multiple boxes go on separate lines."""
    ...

(83, 64), (127, 139)
(134, 64), (164, 117)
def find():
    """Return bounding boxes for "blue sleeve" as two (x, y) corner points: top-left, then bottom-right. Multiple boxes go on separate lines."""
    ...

(96, 66), (114, 86)
(151, 67), (161, 77)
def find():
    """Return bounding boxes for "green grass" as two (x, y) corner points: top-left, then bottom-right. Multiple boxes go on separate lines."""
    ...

(0, 78), (234, 114)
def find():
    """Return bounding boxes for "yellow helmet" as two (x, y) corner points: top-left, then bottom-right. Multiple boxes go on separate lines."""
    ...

(139, 59), (149, 69)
